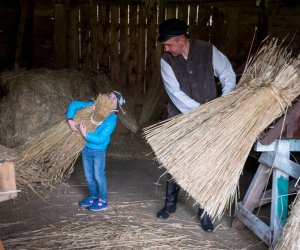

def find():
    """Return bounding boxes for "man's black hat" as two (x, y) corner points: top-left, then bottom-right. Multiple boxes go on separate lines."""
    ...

(157, 18), (189, 42)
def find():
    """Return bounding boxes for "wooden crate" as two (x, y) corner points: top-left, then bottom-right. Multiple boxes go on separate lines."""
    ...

(0, 161), (17, 202)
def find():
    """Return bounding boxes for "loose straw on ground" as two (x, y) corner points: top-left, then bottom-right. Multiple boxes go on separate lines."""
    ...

(16, 94), (115, 188)
(1, 200), (235, 250)
(143, 38), (300, 219)
(275, 192), (300, 249)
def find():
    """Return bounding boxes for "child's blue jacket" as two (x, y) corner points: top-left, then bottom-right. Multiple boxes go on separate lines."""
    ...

(66, 100), (117, 150)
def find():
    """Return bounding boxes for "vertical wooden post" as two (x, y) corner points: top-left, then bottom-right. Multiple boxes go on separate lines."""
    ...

(128, 4), (138, 94)
(90, 2), (99, 70)
(14, 0), (35, 69)
(177, 4), (188, 23)
(80, 3), (91, 70)
(98, 3), (109, 70)
(224, 7), (239, 58)
(145, 5), (158, 95)
(136, 4), (146, 97)
(66, 2), (79, 69)
(54, 1), (67, 69)
(166, 4), (176, 19)
(110, 4), (119, 82)
(119, 4), (129, 88)
(189, 4), (198, 39)
(271, 140), (289, 247)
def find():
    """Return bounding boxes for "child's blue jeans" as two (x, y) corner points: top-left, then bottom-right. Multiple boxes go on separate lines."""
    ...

(82, 147), (107, 202)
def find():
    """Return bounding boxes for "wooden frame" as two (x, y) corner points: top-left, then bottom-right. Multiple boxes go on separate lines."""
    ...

(232, 139), (300, 248)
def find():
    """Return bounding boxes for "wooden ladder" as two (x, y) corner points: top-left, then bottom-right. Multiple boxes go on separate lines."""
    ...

(232, 139), (300, 248)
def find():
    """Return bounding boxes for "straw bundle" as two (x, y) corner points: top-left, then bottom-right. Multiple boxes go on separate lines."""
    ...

(143, 38), (300, 219)
(16, 94), (115, 188)
(89, 70), (139, 133)
(275, 193), (300, 249)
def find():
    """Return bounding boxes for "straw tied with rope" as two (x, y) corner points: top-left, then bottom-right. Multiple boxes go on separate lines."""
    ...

(71, 91), (126, 128)
(144, 38), (300, 222)
(16, 91), (125, 189)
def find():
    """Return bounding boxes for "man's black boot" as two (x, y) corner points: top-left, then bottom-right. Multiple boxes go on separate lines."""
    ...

(197, 208), (214, 232)
(157, 179), (180, 219)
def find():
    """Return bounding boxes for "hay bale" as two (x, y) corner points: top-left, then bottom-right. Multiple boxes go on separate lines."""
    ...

(0, 68), (98, 147)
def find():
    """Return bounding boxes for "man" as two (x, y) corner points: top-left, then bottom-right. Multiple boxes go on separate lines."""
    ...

(156, 18), (236, 232)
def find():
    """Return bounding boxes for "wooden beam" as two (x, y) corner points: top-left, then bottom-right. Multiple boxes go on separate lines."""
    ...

(232, 163), (271, 229)
(255, 139), (300, 152)
(270, 141), (289, 248)
(234, 203), (272, 245)
(255, 180), (298, 208)
(259, 151), (300, 180)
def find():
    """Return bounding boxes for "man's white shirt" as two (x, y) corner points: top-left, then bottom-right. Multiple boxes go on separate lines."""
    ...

(161, 45), (236, 113)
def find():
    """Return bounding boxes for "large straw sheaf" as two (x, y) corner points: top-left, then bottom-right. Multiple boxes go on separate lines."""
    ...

(275, 193), (300, 249)
(143, 38), (300, 219)
(16, 94), (115, 188)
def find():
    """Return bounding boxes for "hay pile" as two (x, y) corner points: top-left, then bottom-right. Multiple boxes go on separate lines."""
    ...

(0, 69), (98, 147)
(275, 193), (300, 249)
(143, 38), (300, 219)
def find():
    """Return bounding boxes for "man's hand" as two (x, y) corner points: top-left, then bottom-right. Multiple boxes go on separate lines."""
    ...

(79, 121), (87, 138)
(67, 119), (79, 132)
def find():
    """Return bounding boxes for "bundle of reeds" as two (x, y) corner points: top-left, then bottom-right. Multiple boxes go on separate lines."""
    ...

(144, 38), (300, 219)
(16, 94), (115, 188)
(275, 193), (300, 249)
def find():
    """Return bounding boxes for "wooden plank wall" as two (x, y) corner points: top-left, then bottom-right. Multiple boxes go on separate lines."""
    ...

(65, 2), (232, 103)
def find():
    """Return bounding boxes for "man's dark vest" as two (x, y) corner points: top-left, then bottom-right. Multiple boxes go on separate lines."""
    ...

(162, 39), (217, 117)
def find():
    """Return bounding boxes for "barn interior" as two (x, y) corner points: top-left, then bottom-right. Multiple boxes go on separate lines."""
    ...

(0, 0), (300, 249)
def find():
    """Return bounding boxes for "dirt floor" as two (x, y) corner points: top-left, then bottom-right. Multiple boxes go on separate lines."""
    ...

(0, 131), (269, 249)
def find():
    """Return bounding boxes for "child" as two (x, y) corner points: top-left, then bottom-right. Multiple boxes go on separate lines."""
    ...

(66, 91), (125, 211)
